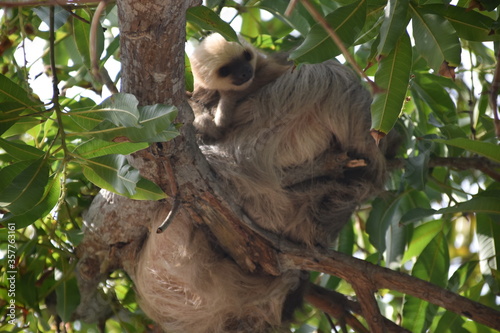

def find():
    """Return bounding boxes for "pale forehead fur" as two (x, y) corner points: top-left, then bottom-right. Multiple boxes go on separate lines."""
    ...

(190, 33), (256, 89)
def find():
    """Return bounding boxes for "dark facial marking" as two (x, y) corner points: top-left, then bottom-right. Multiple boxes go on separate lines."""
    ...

(243, 50), (252, 61)
(217, 57), (254, 86)
(218, 65), (231, 77)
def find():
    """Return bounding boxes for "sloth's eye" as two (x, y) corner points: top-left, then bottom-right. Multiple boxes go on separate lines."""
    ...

(219, 66), (231, 77)
(243, 50), (252, 61)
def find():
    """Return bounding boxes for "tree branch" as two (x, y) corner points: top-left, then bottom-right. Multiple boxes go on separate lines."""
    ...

(280, 249), (500, 331)
(306, 283), (411, 333)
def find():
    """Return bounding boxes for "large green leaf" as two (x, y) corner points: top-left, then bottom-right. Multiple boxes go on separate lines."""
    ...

(74, 138), (148, 159)
(0, 138), (44, 161)
(0, 157), (50, 215)
(0, 74), (43, 136)
(403, 232), (449, 332)
(402, 191), (500, 224)
(68, 93), (140, 130)
(56, 276), (80, 323)
(377, 0), (410, 55)
(0, 175), (61, 229)
(410, 73), (457, 125)
(476, 214), (500, 294)
(73, 8), (105, 68)
(80, 154), (140, 196)
(187, 6), (238, 42)
(83, 103), (178, 143)
(438, 5), (500, 41)
(79, 154), (166, 200)
(371, 32), (412, 134)
(67, 93), (178, 143)
(33, 6), (70, 30)
(290, 0), (367, 63)
(411, 5), (461, 71)
(259, 0), (313, 36)
(434, 310), (467, 333)
(433, 138), (500, 163)
(401, 220), (444, 263)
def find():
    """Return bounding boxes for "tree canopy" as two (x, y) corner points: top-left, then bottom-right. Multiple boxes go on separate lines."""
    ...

(1, 0), (500, 332)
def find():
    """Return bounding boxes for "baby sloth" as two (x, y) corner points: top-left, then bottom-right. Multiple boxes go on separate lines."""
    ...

(189, 33), (290, 140)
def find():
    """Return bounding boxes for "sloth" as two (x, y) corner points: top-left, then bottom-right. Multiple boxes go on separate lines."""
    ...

(135, 37), (394, 333)
(189, 33), (291, 140)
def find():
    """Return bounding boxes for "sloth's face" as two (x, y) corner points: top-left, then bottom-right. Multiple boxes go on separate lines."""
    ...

(217, 49), (255, 90)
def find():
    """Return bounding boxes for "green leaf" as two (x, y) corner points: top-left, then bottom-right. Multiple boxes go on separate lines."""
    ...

(411, 5), (461, 70)
(434, 310), (467, 333)
(240, 7), (261, 38)
(187, 6), (238, 42)
(73, 9), (105, 68)
(0, 160), (34, 192)
(56, 276), (80, 323)
(401, 220), (443, 263)
(79, 103), (178, 143)
(377, 0), (410, 55)
(438, 196), (500, 215)
(371, 32), (412, 134)
(410, 73), (457, 125)
(93, 93), (141, 128)
(68, 93), (141, 130)
(0, 138), (44, 161)
(33, 6), (70, 30)
(448, 260), (479, 293)
(366, 192), (402, 255)
(259, 0), (312, 36)
(0, 74), (43, 135)
(0, 176), (61, 229)
(290, 0), (367, 63)
(440, 5), (500, 42)
(403, 232), (449, 332)
(81, 156), (166, 200)
(0, 157), (50, 215)
(476, 214), (500, 294)
(74, 138), (148, 159)
(80, 154), (140, 196)
(433, 138), (500, 163)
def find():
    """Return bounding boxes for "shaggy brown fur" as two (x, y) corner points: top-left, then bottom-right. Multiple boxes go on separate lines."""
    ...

(134, 38), (389, 332)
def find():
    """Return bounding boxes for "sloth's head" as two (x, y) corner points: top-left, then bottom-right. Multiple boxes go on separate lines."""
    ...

(190, 33), (258, 92)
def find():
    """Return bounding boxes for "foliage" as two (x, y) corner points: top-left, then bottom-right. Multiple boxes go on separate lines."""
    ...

(0, 0), (499, 332)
